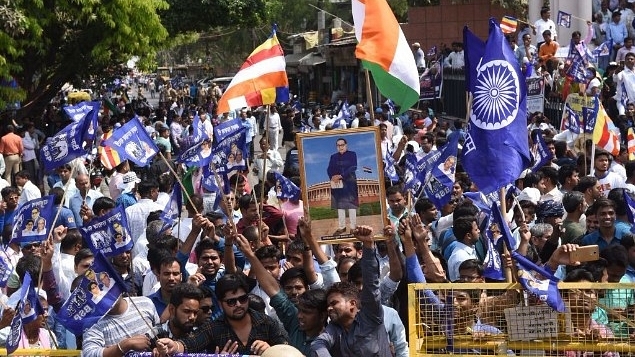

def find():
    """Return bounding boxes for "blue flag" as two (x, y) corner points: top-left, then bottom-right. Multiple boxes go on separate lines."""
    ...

(463, 25), (486, 94)
(57, 252), (128, 335)
(63, 101), (100, 143)
(273, 172), (300, 201)
(592, 40), (612, 59)
(623, 190), (635, 234)
(6, 272), (43, 353)
(513, 251), (565, 312)
(40, 117), (89, 172)
(462, 19), (531, 194)
(424, 132), (460, 209)
(530, 130), (554, 172)
(490, 201), (517, 253)
(403, 152), (425, 196)
(582, 97), (598, 133)
(383, 149), (399, 183)
(385, 99), (396, 116)
(177, 139), (212, 167)
(202, 161), (230, 195)
(81, 206), (133, 257)
(566, 50), (590, 83)
(557, 10), (571, 28)
(214, 118), (244, 143)
(102, 118), (159, 167)
(211, 127), (247, 174)
(482, 213), (505, 281)
(0, 251), (13, 288)
(563, 103), (581, 133)
(10, 195), (55, 244)
(160, 183), (183, 232)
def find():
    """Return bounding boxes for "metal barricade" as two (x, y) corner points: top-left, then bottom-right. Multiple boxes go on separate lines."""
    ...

(408, 282), (635, 356)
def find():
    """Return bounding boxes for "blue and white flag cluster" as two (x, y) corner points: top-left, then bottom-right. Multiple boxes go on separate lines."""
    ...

(462, 19), (531, 194)
(41, 118), (90, 172)
(530, 130), (554, 172)
(81, 206), (133, 257)
(423, 132), (459, 209)
(160, 183), (183, 232)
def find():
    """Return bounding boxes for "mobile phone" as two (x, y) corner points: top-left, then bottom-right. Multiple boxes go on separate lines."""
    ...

(569, 245), (599, 263)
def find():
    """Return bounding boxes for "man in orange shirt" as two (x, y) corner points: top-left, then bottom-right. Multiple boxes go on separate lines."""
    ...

(538, 30), (559, 72)
(0, 125), (23, 184)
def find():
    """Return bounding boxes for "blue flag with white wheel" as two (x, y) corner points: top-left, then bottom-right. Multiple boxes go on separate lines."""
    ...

(462, 19), (531, 194)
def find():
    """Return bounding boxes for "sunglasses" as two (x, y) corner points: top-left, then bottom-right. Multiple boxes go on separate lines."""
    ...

(223, 294), (249, 307)
(24, 242), (41, 250)
(199, 306), (213, 313)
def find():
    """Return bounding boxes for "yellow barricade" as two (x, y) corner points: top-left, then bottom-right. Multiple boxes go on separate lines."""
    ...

(408, 282), (635, 356)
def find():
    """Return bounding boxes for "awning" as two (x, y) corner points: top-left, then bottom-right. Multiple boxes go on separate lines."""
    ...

(285, 53), (306, 67)
(299, 53), (326, 66)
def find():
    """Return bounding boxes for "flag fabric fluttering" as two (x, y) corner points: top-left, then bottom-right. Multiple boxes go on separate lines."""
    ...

(102, 118), (159, 167)
(530, 130), (554, 172)
(216, 27), (289, 114)
(500, 16), (518, 34)
(557, 10), (572, 28)
(211, 127), (248, 174)
(592, 40), (612, 59)
(424, 132), (460, 209)
(214, 118), (244, 144)
(273, 172), (301, 201)
(57, 252), (128, 335)
(0, 251), (13, 288)
(513, 252), (566, 312)
(462, 19), (531, 194)
(561, 103), (581, 133)
(490, 201), (565, 311)
(6, 272), (44, 354)
(332, 100), (351, 129)
(482, 214), (505, 281)
(160, 183), (183, 232)
(64, 101), (100, 143)
(427, 46), (437, 57)
(582, 98), (598, 133)
(41, 117), (90, 173)
(623, 189), (635, 233)
(403, 152), (424, 196)
(10, 195), (55, 244)
(383, 149), (399, 183)
(352, 0), (420, 114)
(593, 100), (620, 156)
(80, 206), (134, 257)
(99, 130), (122, 170)
(628, 127), (635, 160)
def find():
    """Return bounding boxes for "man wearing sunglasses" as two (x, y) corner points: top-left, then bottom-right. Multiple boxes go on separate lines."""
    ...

(157, 273), (289, 355)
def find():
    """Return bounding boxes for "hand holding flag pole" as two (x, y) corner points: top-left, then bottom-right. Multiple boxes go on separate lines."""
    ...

(498, 187), (514, 283)
(158, 151), (199, 215)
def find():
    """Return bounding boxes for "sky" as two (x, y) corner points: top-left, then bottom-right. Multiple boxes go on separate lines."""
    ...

(301, 131), (382, 187)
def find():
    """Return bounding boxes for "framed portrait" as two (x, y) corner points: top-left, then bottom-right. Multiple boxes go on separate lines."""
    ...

(297, 127), (387, 242)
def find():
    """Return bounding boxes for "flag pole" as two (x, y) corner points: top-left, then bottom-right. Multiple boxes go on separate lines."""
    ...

(498, 187), (513, 283)
(259, 105), (271, 233)
(38, 164), (77, 291)
(208, 163), (239, 232)
(158, 152), (199, 215)
(365, 70), (375, 122)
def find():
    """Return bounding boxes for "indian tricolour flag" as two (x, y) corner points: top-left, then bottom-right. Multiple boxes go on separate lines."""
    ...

(352, 0), (420, 114)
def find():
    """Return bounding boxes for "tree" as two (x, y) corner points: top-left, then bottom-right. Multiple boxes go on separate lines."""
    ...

(1, 0), (169, 120)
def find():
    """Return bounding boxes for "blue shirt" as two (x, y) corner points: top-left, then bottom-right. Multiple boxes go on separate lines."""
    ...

(607, 21), (628, 46)
(54, 205), (77, 229)
(581, 224), (631, 249)
(148, 289), (168, 317)
(116, 192), (137, 210)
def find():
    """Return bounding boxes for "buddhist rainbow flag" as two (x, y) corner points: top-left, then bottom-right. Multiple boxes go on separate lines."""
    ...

(500, 16), (518, 34)
(216, 27), (289, 114)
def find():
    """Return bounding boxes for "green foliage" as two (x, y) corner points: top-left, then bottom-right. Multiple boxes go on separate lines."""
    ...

(0, 0), (169, 118)
(160, 0), (267, 35)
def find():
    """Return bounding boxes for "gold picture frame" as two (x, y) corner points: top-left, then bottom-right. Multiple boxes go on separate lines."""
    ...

(296, 127), (388, 243)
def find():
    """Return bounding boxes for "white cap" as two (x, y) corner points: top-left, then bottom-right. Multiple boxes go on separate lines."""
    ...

(517, 187), (541, 205)
(118, 172), (141, 193)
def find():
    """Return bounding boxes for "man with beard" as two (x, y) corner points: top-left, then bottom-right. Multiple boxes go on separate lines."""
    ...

(233, 233), (328, 355)
(156, 273), (289, 355)
(156, 283), (203, 339)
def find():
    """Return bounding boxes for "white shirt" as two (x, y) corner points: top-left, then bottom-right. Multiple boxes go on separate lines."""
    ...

(534, 18), (557, 43)
(596, 171), (626, 197)
(540, 187), (563, 203)
(125, 198), (164, 243)
(268, 112), (281, 130)
(18, 180), (41, 206)
(615, 66), (635, 115)
(254, 149), (284, 175)
(444, 50), (465, 69)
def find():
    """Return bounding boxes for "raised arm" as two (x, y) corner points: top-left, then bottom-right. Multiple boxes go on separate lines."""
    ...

(235, 234), (281, 297)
